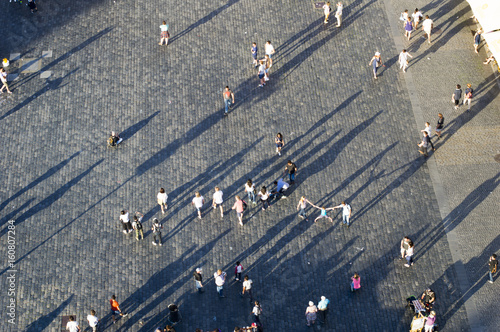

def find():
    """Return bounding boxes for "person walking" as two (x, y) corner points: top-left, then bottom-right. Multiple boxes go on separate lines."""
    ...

(297, 196), (309, 220)
(323, 2), (331, 24)
(275, 133), (284, 156)
(212, 187), (224, 219)
(488, 254), (498, 283)
(423, 311), (436, 332)
(284, 160), (298, 184)
(242, 275), (253, 302)
(132, 212), (144, 241)
(234, 261), (244, 281)
(223, 86), (235, 116)
(351, 273), (361, 292)
(232, 195), (246, 226)
(399, 49), (413, 72)
(264, 54), (272, 82)
(265, 40), (275, 59)
(87, 310), (99, 332)
(422, 15), (433, 43)
(418, 131), (431, 157)
(251, 42), (258, 67)
(159, 21), (170, 46)
(412, 8), (423, 29)
(368, 52), (383, 79)
(310, 204), (335, 223)
(474, 29), (482, 54)
(435, 113), (444, 140)
(0, 68), (12, 94)
(463, 83), (473, 111)
(452, 84), (462, 110)
(400, 9), (409, 27)
(400, 236), (411, 259)
(151, 218), (163, 246)
(245, 179), (257, 205)
(404, 17), (413, 41)
(214, 269), (227, 298)
(335, 2), (343, 27)
(193, 267), (204, 293)
(258, 186), (271, 211)
(305, 301), (318, 326)
(404, 241), (414, 267)
(251, 301), (263, 323)
(192, 192), (205, 220)
(120, 210), (133, 234)
(333, 201), (352, 227)
(110, 295), (128, 324)
(317, 296), (330, 323)
(257, 60), (266, 88)
(421, 122), (435, 150)
(157, 188), (168, 214)
(66, 315), (80, 332)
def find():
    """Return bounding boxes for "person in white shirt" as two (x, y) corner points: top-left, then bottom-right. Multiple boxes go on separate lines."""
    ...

(214, 269), (227, 297)
(157, 188), (168, 214)
(242, 275), (253, 302)
(333, 201), (352, 227)
(212, 187), (224, 219)
(86, 310), (99, 332)
(264, 41), (275, 59)
(323, 2), (331, 24)
(244, 179), (257, 205)
(258, 186), (271, 211)
(66, 316), (80, 332)
(412, 8), (423, 29)
(258, 60), (266, 87)
(119, 210), (133, 234)
(335, 2), (343, 27)
(192, 192), (205, 219)
(422, 15), (433, 43)
(398, 49), (413, 72)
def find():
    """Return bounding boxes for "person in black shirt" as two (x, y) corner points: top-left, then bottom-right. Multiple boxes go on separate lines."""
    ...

(284, 160), (298, 184)
(193, 268), (204, 293)
(435, 113), (444, 140)
(420, 288), (436, 311)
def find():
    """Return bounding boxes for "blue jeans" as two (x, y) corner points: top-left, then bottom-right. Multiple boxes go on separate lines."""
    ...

(490, 271), (494, 282)
(217, 286), (224, 297)
(343, 214), (350, 225)
(288, 173), (295, 182)
(224, 99), (231, 113)
(247, 191), (256, 203)
(406, 255), (413, 265)
(298, 208), (306, 218)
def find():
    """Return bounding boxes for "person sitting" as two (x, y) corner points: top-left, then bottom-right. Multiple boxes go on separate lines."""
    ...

(420, 288), (436, 311)
(271, 178), (289, 200)
(107, 131), (123, 147)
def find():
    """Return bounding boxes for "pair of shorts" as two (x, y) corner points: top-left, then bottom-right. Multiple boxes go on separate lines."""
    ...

(276, 143), (283, 148)
(435, 128), (442, 133)
(161, 31), (169, 39)
(111, 310), (120, 315)
(419, 146), (428, 154)
(214, 203), (223, 208)
(252, 54), (257, 60)
(237, 212), (243, 218)
(258, 74), (264, 79)
(158, 198), (166, 205)
(454, 99), (460, 106)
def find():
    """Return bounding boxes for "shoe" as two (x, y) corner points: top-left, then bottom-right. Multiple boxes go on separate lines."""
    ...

(123, 313), (128, 317)
(278, 152), (281, 156)
(239, 221), (243, 226)
(198, 216), (202, 220)
(488, 280), (493, 283)
(136, 238), (139, 241)
(159, 243), (162, 246)
(224, 112), (228, 116)
(299, 215), (304, 219)
(281, 195), (287, 199)
(252, 201), (257, 205)
(347, 224), (350, 228)
(123, 230), (127, 234)
(258, 84), (263, 87)
(221, 214), (224, 219)
(264, 76), (269, 81)
(262, 208), (265, 211)
(152, 242), (157, 245)
(404, 264), (410, 267)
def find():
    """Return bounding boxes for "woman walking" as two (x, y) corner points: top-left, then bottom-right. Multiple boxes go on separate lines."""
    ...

(157, 188), (168, 214)
(405, 241), (414, 267)
(297, 196), (309, 220)
(245, 179), (257, 205)
(404, 16), (413, 41)
(351, 273), (361, 292)
(305, 301), (318, 326)
(275, 133), (284, 156)
(159, 21), (170, 46)
(258, 186), (271, 211)
(368, 52), (383, 79)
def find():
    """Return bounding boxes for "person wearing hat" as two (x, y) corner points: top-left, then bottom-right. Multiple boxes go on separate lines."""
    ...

(305, 301), (318, 326)
(193, 268), (204, 293)
(368, 52), (383, 79)
(317, 296), (330, 323)
(423, 311), (436, 332)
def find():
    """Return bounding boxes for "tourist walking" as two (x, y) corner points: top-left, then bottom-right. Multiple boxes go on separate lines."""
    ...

(234, 261), (244, 281)
(157, 188), (168, 214)
(351, 273), (361, 292)
(404, 17), (413, 41)
(192, 192), (205, 220)
(284, 160), (298, 184)
(245, 179), (257, 205)
(463, 83), (473, 111)
(264, 54), (272, 82)
(297, 196), (309, 220)
(110, 295), (128, 324)
(335, 2), (343, 27)
(435, 113), (444, 140)
(400, 236), (411, 259)
(368, 52), (383, 79)
(251, 42), (258, 67)
(417, 131), (431, 157)
(87, 310), (99, 332)
(257, 60), (266, 87)
(232, 195), (246, 226)
(474, 29), (482, 53)
(119, 210), (133, 234)
(223, 86), (235, 115)
(399, 49), (413, 72)
(212, 187), (224, 219)
(412, 8), (423, 29)
(132, 212), (144, 241)
(405, 241), (414, 267)
(317, 296), (330, 323)
(489, 254), (498, 283)
(242, 275), (253, 302)
(421, 122), (435, 150)
(265, 40), (275, 59)
(451, 84), (462, 109)
(258, 186), (271, 210)
(151, 218), (163, 246)
(252, 301), (263, 323)
(0, 68), (12, 94)
(66, 316), (80, 332)
(214, 269), (227, 298)
(275, 133), (284, 155)
(305, 301), (318, 326)
(400, 9), (409, 27)
(333, 201), (352, 227)
(194, 268), (204, 293)
(422, 15), (433, 43)
(159, 21), (170, 46)
(323, 2), (331, 24)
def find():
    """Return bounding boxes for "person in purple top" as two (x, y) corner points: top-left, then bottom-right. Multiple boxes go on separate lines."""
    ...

(404, 17), (413, 41)
(423, 311), (436, 332)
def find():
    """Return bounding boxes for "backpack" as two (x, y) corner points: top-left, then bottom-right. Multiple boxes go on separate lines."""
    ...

(242, 200), (248, 211)
(107, 136), (116, 147)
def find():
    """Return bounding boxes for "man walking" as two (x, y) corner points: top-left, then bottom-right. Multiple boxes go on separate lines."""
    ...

(242, 275), (253, 303)
(418, 131), (431, 157)
(66, 316), (80, 332)
(265, 41), (275, 59)
(317, 296), (330, 323)
(422, 15), (433, 43)
(223, 86), (234, 116)
(192, 192), (205, 220)
(109, 295), (128, 324)
(335, 2), (343, 27)
(212, 187), (224, 219)
(119, 210), (133, 234)
(151, 218), (163, 246)
(400, 236), (411, 259)
(398, 49), (413, 73)
(452, 84), (462, 110)
(488, 254), (498, 283)
(284, 160), (298, 184)
(132, 212), (144, 241)
(214, 269), (227, 298)
(193, 268), (204, 293)
(333, 201), (352, 227)
(87, 310), (99, 332)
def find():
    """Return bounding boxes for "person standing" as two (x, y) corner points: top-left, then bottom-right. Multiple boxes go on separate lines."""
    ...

(488, 254), (498, 283)
(66, 316), (80, 332)
(404, 241), (414, 267)
(132, 212), (144, 241)
(399, 49), (413, 72)
(435, 113), (444, 140)
(335, 2), (343, 27)
(424, 311), (436, 332)
(284, 160), (298, 184)
(157, 188), (168, 214)
(151, 218), (163, 246)
(120, 210), (133, 234)
(265, 40), (275, 59)
(412, 8), (423, 29)
(234, 262), (244, 281)
(214, 269), (227, 298)
(463, 83), (473, 111)
(275, 133), (284, 156)
(223, 86), (235, 116)
(474, 29), (482, 54)
(418, 131), (431, 157)
(305, 301), (318, 326)
(317, 296), (330, 323)
(0, 68), (12, 94)
(232, 195), (245, 226)
(251, 42), (258, 67)
(368, 52), (383, 79)
(193, 268), (204, 293)
(400, 9), (409, 27)
(334, 201), (352, 227)
(252, 301), (263, 323)
(323, 2), (331, 24)
(159, 21), (170, 46)
(351, 273), (361, 292)
(192, 192), (205, 220)
(87, 310), (99, 332)
(297, 196), (309, 220)
(258, 186), (271, 211)
(451, 84), (462, 110)
(242, 275), (253, 302)
(110, 295), (128, 324)
(404, 17), (413, 41)
(257, 60), (266, 88)
(400, 236), (411, 259)
(422, 15), (433, 43)
(245, 179), (257, 205)
(212, 187), (224, 219)
(264, 54), (272, 82)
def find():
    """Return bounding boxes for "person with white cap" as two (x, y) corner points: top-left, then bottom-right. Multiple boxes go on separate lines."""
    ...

(305, 301), (318, 326)
(193, 268), (204, 293)
(368, 52), (383, 79)
(317, 296), (330, 323)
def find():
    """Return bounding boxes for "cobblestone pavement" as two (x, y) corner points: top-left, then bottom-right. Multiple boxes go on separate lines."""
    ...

(0, 0), (498, 331)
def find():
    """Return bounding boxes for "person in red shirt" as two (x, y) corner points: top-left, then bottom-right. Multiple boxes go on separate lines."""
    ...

(109, 295), (128, 324)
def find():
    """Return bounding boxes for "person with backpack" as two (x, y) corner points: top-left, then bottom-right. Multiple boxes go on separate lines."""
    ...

(151, 218), (163, 246)
(132, 212), (144, 241)
(232, 196), (246, 226)
(333, 201), (352, 227)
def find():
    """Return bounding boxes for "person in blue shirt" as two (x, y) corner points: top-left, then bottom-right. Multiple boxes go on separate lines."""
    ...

(317, 296), (330, 323)
(310, 204), (335, 223)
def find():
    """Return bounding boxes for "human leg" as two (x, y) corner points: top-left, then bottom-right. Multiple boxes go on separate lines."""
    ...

(224, 99), (231, 114)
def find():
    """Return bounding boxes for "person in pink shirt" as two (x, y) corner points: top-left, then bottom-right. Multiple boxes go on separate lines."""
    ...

(232, 195), (246, 226)
(351, 273), (361, 292)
